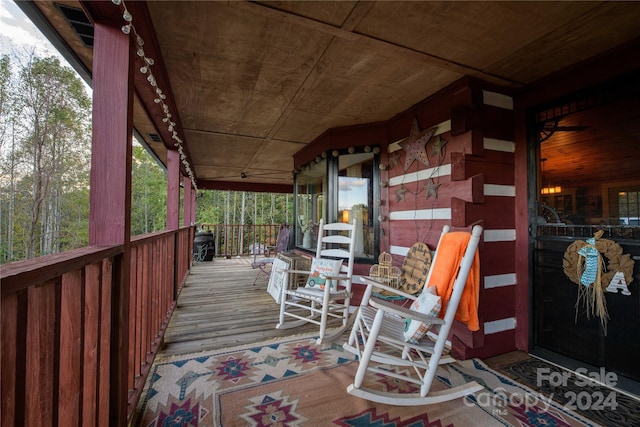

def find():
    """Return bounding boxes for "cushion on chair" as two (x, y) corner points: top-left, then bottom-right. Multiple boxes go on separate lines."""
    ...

(305, 258), (343, 290)
(403, 285), (442, 343)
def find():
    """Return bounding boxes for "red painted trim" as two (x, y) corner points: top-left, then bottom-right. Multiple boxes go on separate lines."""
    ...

(198, 180), (293, 194)
(167, 150), (180, 230)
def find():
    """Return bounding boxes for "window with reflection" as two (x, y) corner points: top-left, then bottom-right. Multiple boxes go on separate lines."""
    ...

(295, 151), (378, 261)
(296, 159), (326, 250)
(536, 75), (640, 232)
(339, 153), (375, 259)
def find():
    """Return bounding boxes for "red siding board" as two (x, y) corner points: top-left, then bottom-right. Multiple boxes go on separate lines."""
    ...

(451, 104), (514, 142)
(59, 270), (83, 426)
(450, 320), (485, 351)
(479, 287), (517, 321)
(447, 132), (485, 167)
(478, 106), (515, 141)
(482, 241), (517, 277)
(1, 293), (18, 426)
(388, 220), (450, 249)
(98, 260), (112, 427)
(83, 264), (100, 426)
(451, 151), (515, 184)
(454, 330), (517, 360)
(481, 149), (516, 169)
(452, 197), (516, 229)
(25, 282), (56, 426)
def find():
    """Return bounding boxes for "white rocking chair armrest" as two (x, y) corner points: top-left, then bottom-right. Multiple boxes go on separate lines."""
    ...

(276, 268), (312, 275)
(361, 276), (418, 301)
(322, 273), (351, 281)
(369, 298), (445, 325)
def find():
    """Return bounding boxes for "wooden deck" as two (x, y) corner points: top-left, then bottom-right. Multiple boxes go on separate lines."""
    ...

(155, 258), (628, 427)
(160, 256), (325, 357)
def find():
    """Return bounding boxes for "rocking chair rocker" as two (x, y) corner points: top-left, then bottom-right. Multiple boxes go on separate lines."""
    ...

(344, 224), (484, 405)
(276, 219), (357, 344)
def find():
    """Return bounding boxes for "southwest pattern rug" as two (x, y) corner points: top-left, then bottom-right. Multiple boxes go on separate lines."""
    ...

(132, 333), (601, 426)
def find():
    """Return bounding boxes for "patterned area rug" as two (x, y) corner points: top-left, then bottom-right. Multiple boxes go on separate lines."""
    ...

(498, 358), (640, 427)
(132, 334), (600, 426)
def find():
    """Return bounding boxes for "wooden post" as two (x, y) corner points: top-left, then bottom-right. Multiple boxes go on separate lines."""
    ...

(89, 21), (134, 426)
(183, 175), (192, 227)
(191, 186), (197, 225)
(167, 150), (180, 230)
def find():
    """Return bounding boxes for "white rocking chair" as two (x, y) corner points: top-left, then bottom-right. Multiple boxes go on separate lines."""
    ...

(344, 224), (484, 405)
(276, 219), (356, 344)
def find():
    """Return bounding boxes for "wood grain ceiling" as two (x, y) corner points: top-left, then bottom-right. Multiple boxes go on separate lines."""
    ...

(27, 1), (640, 191)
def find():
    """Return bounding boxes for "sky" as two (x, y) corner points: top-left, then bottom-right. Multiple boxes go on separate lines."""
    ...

(0, 0), (67, 60)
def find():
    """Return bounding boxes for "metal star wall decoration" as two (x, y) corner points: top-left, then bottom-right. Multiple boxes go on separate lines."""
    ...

(388, 152), (401, 169)
(424, 179), (441, 200)
(431, 135), (447, 157)
(399, 118), (434, 171)
(396, 185), (408, 202)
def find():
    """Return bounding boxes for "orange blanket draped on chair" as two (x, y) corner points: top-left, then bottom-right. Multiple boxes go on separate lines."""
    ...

(427, 231), (480, 331)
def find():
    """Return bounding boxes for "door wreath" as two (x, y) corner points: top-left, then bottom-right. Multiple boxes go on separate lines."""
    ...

(562, 230), (635, 334)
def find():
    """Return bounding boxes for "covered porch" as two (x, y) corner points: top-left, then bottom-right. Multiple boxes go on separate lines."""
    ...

(159, 256), (326, 357)
(2, 1), (640, 425)
(139, 257), (626, 426)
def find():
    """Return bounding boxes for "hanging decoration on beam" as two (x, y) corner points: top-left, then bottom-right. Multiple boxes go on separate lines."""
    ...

(388, 152), (401, 169)
(111, 0), (197, 190)
(399, 118), (435, 171)
(431, 135), (448, 157)
(395, 184), (408, 202)
(424, 179), (441, 200)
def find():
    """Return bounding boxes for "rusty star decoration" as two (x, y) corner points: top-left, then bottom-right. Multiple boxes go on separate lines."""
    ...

(399, 118), (435, 171)
(395, 185), (408, 202)
(431, 135), (447, 157)
(388, 152), (401, 169)
(424, 179), (441, 200)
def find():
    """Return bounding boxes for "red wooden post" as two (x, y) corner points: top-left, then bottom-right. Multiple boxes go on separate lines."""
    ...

(90, 21), (134, 426)
(167, 150), (180, 230)
(191, 187), (197, 224)
(183, 175), (193, 227)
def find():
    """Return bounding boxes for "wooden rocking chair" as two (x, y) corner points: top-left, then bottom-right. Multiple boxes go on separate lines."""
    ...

(344, 224), (484, 405)
(276, 219), (356, 344)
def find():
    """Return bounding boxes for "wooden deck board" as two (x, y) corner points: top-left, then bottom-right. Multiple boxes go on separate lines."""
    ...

(159, 257), (333, 357)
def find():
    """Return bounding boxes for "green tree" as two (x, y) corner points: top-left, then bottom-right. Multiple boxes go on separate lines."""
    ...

(0, 52), (91, 262)
(131, 144), (167, 235)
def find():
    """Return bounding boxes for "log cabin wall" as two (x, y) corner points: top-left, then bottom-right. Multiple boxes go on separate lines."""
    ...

(382, 78), (517, 360)
(299, 77), (517, 359)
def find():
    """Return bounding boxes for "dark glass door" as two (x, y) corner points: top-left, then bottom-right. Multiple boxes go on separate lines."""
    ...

(530, 72), (640, 391)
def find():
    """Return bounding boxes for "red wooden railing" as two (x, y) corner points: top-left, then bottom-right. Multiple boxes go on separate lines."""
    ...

(0, 226), (193, 426)
(199, 223), (287, 257)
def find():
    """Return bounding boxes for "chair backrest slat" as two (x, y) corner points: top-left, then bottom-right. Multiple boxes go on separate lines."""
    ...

(322, 235), (352, 245)
(315, 219), (357, 287)
(319, 248), (351, 259)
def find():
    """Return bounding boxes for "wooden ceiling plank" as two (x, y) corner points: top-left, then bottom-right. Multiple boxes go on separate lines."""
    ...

(235, 0), (522, 87)
(340, 1), (374, 32)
